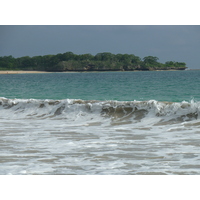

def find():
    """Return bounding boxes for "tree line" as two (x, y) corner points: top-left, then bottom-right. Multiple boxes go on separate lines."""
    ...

(0, 52), (187, 71)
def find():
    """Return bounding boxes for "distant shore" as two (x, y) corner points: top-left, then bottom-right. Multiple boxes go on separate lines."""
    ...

(0, 69), (194, 74)
(0, 70), (83, 74)
(0, 71), (52, 74)
(0, 53), (187, 72)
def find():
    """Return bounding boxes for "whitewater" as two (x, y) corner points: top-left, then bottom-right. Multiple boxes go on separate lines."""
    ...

(1, 97), (200, 175)
(1, 71), (200, 174)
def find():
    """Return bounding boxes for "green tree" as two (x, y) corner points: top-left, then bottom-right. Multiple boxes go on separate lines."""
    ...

(0, 52), (187, 71)
(143, 56), (159, 64)
(62, 52), (76, 61)
(79, 53), (93, 61)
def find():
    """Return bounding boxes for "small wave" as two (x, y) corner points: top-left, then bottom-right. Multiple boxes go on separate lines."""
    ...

(0, 97), (200, 124)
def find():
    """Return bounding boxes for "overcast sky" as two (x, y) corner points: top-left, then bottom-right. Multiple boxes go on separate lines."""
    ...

(0, 25), (200, 69)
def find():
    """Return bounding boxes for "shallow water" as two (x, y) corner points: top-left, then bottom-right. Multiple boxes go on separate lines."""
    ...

(0, 70), (200, 102)
(0, 71), (200, 174)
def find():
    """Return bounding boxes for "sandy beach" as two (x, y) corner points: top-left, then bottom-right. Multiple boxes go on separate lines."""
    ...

(0, 71), (51, 74)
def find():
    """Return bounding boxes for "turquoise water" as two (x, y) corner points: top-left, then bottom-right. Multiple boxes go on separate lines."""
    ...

(0, 70), (199, 102)
(1, 70), (200, 175)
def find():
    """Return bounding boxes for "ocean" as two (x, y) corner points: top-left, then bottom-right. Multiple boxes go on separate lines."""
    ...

(0, 70), (200, 175)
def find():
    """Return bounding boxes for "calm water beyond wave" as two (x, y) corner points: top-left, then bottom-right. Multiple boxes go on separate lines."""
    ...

(1, 70), (200, 175)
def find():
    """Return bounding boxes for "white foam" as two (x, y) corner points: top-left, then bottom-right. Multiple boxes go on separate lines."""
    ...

(1, 98), (200, 174)
(1, 98), (200, 122)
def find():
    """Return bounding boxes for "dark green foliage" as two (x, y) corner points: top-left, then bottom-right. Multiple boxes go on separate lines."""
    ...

(0, 52), (187, 71)
(164, 61), (187, 70)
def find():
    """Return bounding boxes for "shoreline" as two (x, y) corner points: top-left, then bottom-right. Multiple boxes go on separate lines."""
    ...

(0, 69), (191, 74)
(0, 71), (52, 74)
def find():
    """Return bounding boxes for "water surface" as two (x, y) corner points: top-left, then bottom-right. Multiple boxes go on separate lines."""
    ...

(1, 70), (200, 175)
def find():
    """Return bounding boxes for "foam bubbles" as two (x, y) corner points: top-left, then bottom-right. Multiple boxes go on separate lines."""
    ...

(1, 98), (200, 174)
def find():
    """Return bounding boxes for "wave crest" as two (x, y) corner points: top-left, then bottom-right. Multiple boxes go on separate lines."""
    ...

(0, 98), (199, 123)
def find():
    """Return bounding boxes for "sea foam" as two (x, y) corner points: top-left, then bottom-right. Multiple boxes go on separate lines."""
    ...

(0, 97), (199, 125)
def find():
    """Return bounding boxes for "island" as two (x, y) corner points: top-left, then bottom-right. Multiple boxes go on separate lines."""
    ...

(0, 52), (187, 72)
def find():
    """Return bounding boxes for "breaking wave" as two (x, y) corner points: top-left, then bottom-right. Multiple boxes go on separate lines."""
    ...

(0, 97), (200, 124)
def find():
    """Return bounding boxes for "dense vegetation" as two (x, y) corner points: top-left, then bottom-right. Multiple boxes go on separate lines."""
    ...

(0, 52), (187, 71)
